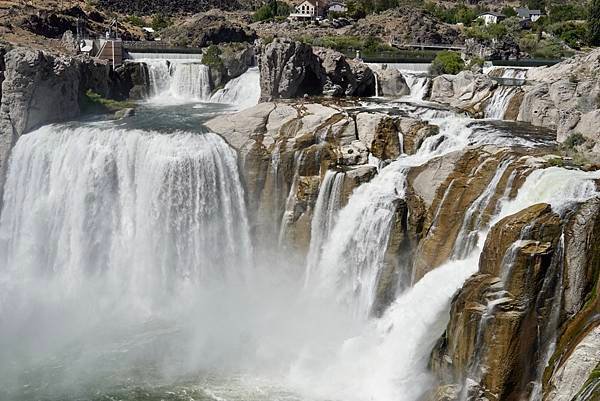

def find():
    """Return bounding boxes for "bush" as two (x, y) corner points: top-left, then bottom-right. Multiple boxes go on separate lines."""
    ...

(126, 15), (144, 27)
(252, 1), (291, 22)
(81, 90), (134, 115)
(151, 14), (171, 31)
(430, 51), (465, 76)
(548, 4), (587, 24)
(202, 45), (223, 69)
(547, 21), (589, 49)
(564, 133), (586, 148)
(590, 0), (600, 45)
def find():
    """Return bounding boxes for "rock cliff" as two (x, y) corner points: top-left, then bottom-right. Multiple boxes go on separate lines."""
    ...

(428, 198), (600, 401)
(257, 39), (375, 101)
(0, 47), (142, 197)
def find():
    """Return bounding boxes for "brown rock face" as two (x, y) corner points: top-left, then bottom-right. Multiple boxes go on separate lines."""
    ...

(410, 148), (532, 282)
(429, 198), (600, 401)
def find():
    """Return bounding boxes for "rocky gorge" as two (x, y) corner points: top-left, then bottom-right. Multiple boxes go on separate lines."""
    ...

(0, 32), (598, 401)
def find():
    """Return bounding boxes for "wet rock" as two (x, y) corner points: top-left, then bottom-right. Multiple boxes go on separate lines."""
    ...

(113, 61), (150, 100)
(257, 38), (375, 101)
(430, 197), (600, 401)
(114, 108), (135, 119)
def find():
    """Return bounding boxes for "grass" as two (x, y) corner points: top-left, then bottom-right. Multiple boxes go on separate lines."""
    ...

(81, 90), (135, 115)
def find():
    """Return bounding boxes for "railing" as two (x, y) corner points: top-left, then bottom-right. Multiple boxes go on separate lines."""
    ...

(122, 41), (204, 54)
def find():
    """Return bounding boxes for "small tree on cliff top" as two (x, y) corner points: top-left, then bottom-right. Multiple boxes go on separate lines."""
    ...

(589, 0), (600, 46)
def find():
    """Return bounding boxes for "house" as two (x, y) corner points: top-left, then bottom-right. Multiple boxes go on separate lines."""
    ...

(478, 11), (506, 26)
(289, 0), (326, 20)
(328, 1), (347, 14)
(516, 8), (545, 22)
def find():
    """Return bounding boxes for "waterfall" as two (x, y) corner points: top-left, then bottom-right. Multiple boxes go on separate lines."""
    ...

(170, 62), (212, 101)
(304, 170), (345, 286)
(210, 67), (261, 109)
(0, 124), (252, 289)
(484, 86), (518, 119)
(404, 74), (430, 100)
(136, 58), (212, 102)
(452, 158), (513, 259)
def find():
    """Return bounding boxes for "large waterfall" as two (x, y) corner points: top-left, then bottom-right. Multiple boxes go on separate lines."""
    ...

(2, 75), (599, 401)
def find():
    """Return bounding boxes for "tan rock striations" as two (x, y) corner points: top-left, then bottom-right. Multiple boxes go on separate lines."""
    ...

(429, 198), (600, 401)
(205, 101), (439, 260)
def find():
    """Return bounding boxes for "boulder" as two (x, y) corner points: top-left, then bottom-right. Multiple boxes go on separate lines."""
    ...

(258, 39), (325, 101)
(113, 61), (150, 100)
(376, 68), (409, 97)
(430, 71), (496, 115)
(257, 38), (375, 101)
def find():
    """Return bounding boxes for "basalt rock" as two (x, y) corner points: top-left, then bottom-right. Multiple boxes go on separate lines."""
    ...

(429, 197), (600, 401)
(257, 39), (375, 101)
(376, 68), (409, 98)
(517, 48), (600, 153)
(430, 71), (496, 116)
(113, 61), (150, 100)
(161, 12), (257, 48)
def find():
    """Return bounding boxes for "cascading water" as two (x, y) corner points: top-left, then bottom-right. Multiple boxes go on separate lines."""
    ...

(404, 74), (430, 100)
(210, 67), (261, 109)
(484, 85), (518, 119)
(304, 170), (345, 286)
(0, 124), (252, 285)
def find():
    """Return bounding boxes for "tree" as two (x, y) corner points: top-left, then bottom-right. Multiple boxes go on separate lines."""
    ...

(502, 7), (517, 18)
(430, 51), (465, 76)
(589, 0), (600, 45)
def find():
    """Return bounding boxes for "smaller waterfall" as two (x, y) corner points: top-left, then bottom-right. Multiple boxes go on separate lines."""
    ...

(135, 58), (212, 102)
(484, 86), (518, 120)
(304, 170), (345, 286)
(169, 62), (212, 100)
(404, 74), (430, 100)
(452, 159), (513, 259)
(210, 67), (261, 109)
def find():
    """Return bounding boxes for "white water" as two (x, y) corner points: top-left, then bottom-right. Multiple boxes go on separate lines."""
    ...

(210, 67), (261, 109)
(0, 125), (252, 289)
(143, 59), (212, 103)
(484, 86), (518, 119)
(304, 170), (345, 286)
(404, 74), (430, 100)
(2, 97), (600, 401)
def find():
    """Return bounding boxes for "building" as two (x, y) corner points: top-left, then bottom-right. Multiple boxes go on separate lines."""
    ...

(327, 1), (347, 14)
(516, 8), (545, 22)
(478, 11), (506, 26)
(288, 0), (326, 20)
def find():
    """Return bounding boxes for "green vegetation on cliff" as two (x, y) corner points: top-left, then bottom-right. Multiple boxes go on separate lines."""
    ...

(430, 51), (464, 75)
(81, 90), (135, 115)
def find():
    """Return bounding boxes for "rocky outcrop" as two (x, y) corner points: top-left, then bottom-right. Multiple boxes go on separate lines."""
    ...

(515, 48), (600, 153)
(204, 101), (437, 256)
(376, 68), (409, 97)
(464, 37), (522, 61)
(351, 8), (463, 46)
(430, 71), (496, 115)
(257, 39), (375, 101)
(205, 42), (255, 89)
(113, 62), (150, 100)
(161, 12), (257, 48)
(429, 197), (600, 401)
(0, 47), (142, 197)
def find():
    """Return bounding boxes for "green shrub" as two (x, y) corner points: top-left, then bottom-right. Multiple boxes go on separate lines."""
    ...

(151, 14), (171, 31)
(81, 90), (134, 115)
(590, 0), (600, 45)
(564, 133), (586, 148)
(252, 1), (291, 22)
(126, 15), (144, 27)
(202, 45), (223, 70)
(430, 51), (465, 76)
(502, 7), (517, 18)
